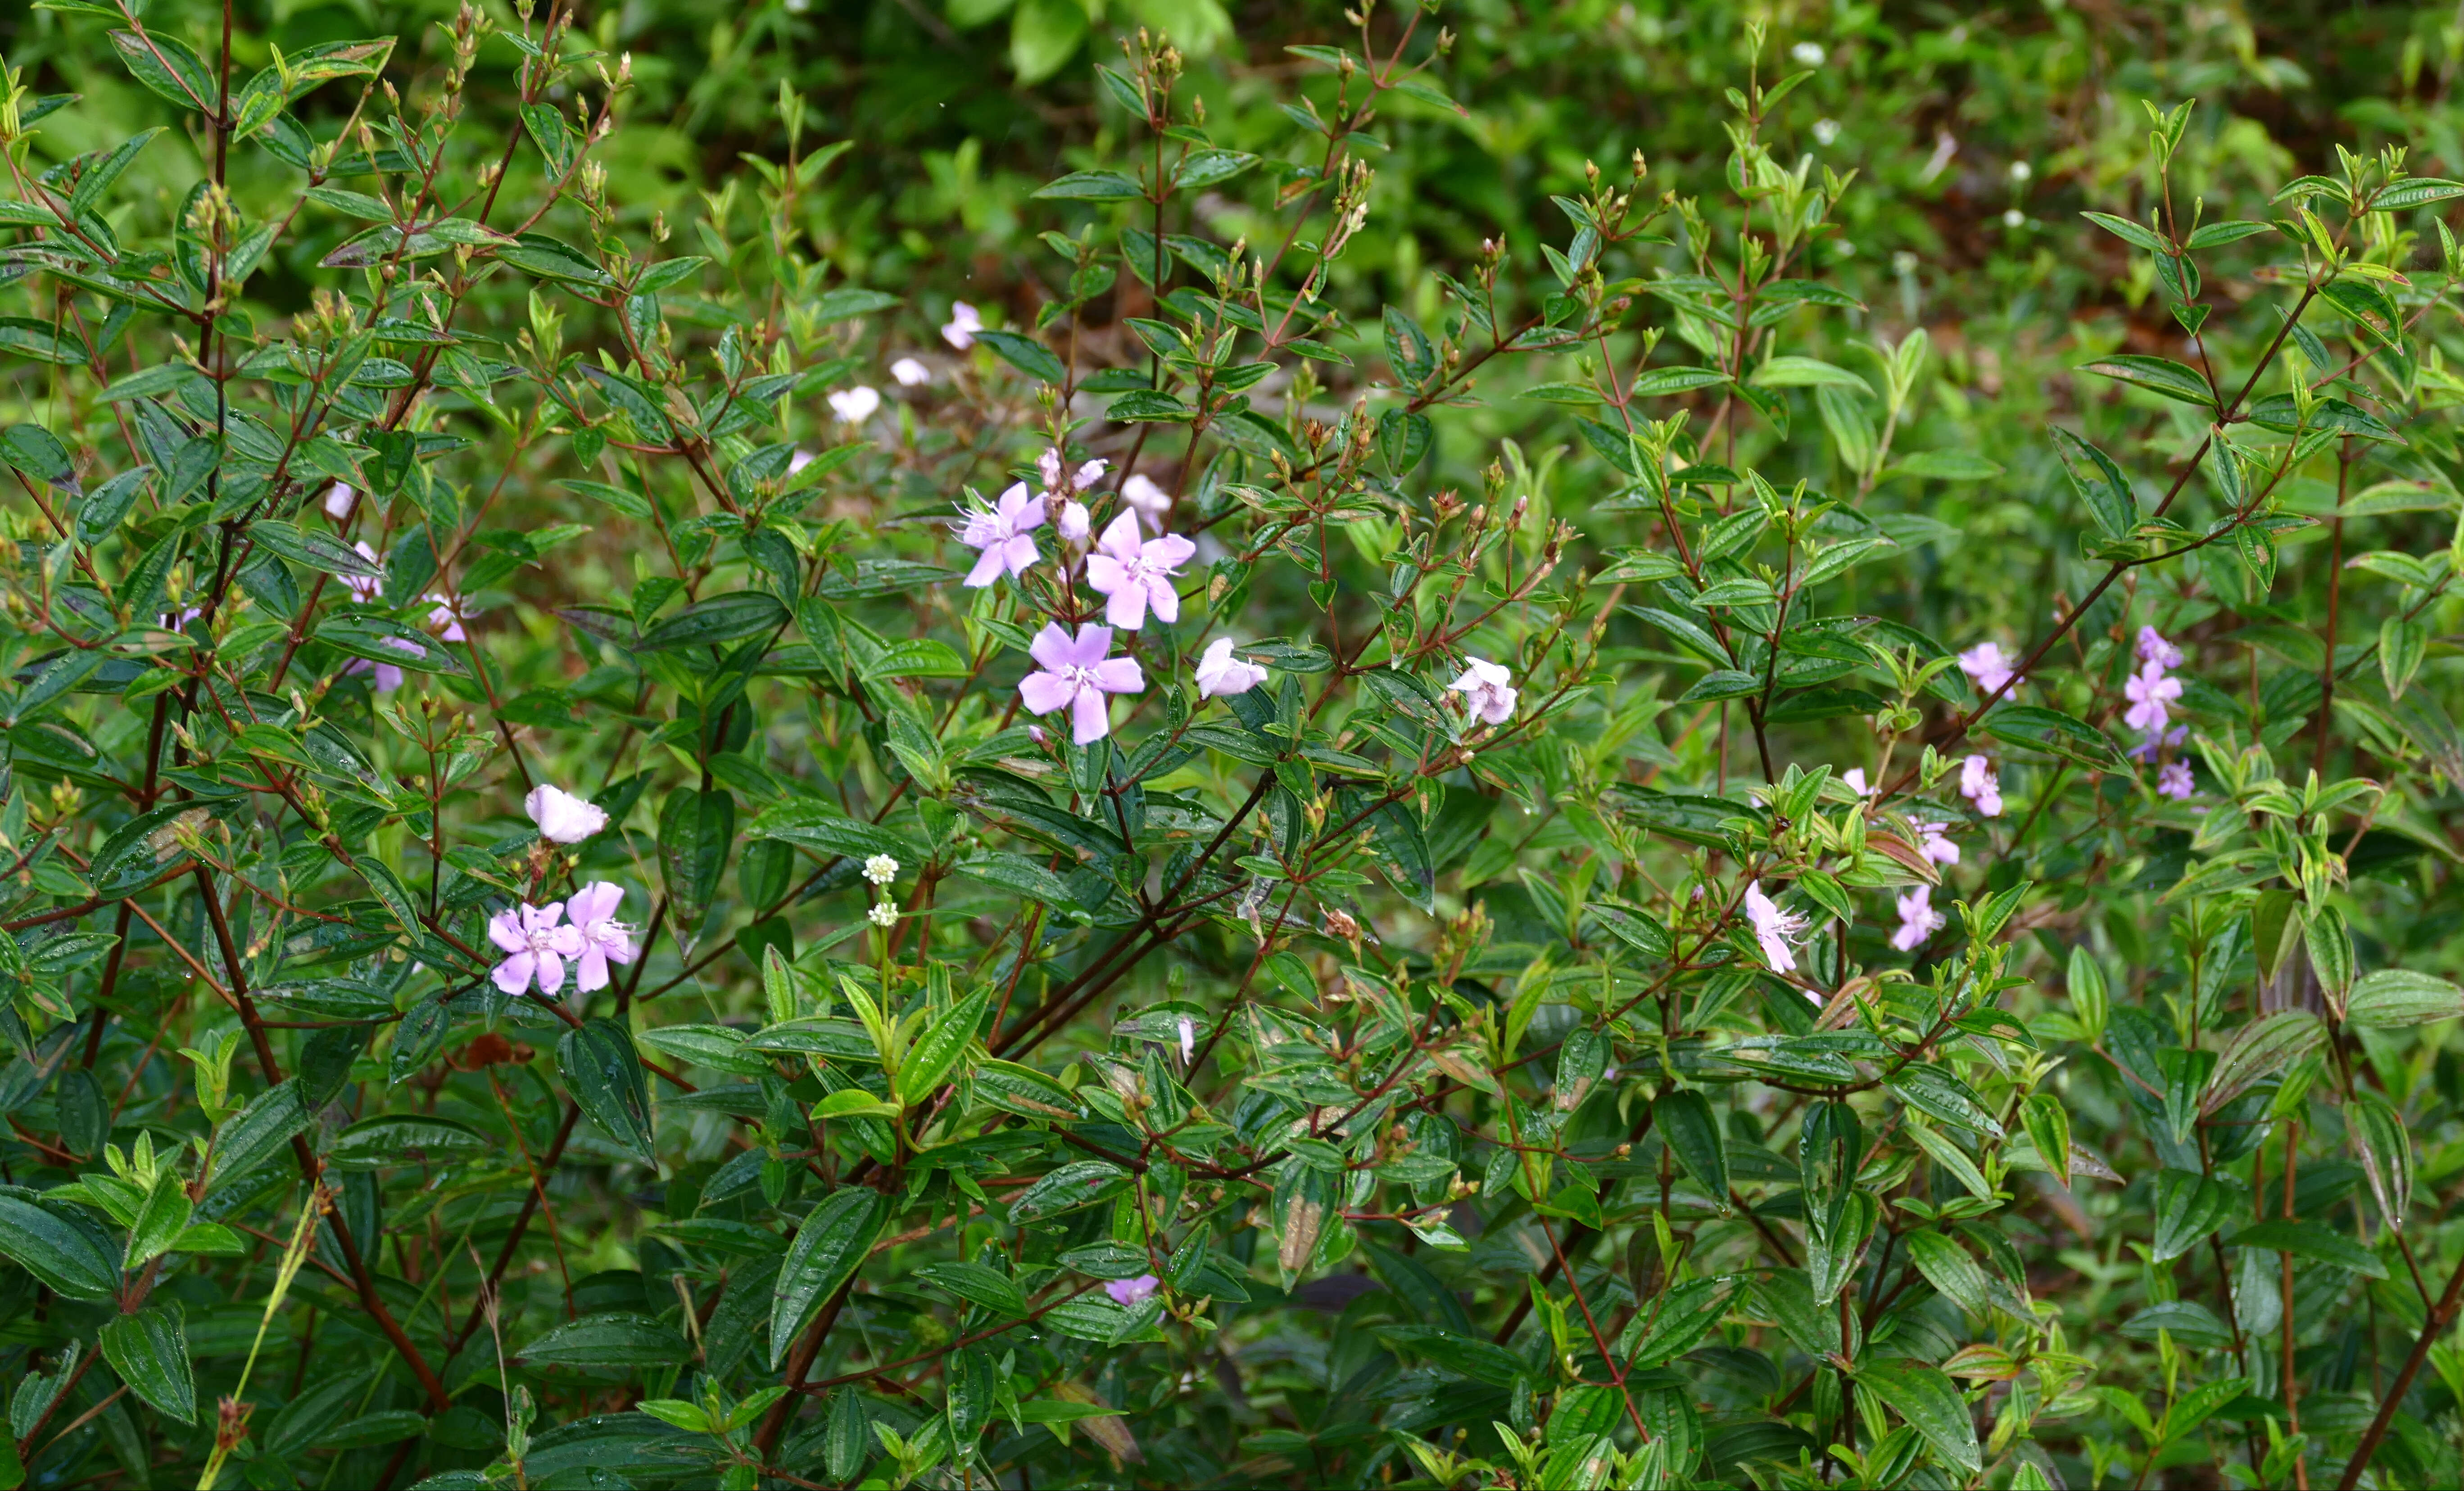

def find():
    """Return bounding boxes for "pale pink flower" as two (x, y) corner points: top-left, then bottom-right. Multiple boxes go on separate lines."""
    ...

(2158, 761), (2195, 800)
(828, 386), (881, 423)
(1177, 1015), (1196, 1063)
(1018, 623), (1145, 744)
(788, 449), (818, 475)
(1195, 637), (1269, 698)
(564, 881), (637, 992)
(526, 784), (608, 844)
(423, 592), (470, 643)
(1105, 1274), (1160, 1305)
(1959, 755), (2003, 817)
(890, 357), (931, 387)
(1121, 473), (1173, 531)
(2122, 662), (2183, 735)
(1039, 448), (1107, 497)
(1959, 641), (2016, 696)
(1891, 885), (1944, 952)
(489, 901), (579, 995)
(343, 541), (385, 603)
(1913, 819), (1960, 866)
(1449, 658), (1517, 725)
(1842, 768), (1870, 797)
(2137, 625), (2183, 670)
(941, 301), (982, 350)
(325, 482), (358, 520)
(958, 483), (1046, 589)
(1084, 511), (1196, 630)
(1742, 881), (1809, 975)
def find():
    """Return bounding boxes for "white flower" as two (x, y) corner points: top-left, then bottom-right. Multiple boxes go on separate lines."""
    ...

(941, 301), (982, 350)
(1121, 473), (1173, 531)
(1812, 118), (1840, 146)
(1791, 41), (1827, 66)
(1449, 657), (1517, 725)
(867, 902), (897, 928)
(862, 854), (901, 886)
(2010, 160), (2034, 183)
(1177, 1015), (1196, 1064)
(1742, 881), (1810, 975)
(890, 357), (931, 387)
(565, 881), (638, 992)
(788, 449), (817, 475)
(525, 784), (608, 844)
(1195, 637), (1270, 699)
(2003, 208), (2025, 228)
(325, 482), (358, 519)
(1959, 755), (2004, 817)
(828, 386), (881, 423)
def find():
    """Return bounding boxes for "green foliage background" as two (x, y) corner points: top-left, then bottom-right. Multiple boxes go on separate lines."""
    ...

(9, 2), (2464, 1489)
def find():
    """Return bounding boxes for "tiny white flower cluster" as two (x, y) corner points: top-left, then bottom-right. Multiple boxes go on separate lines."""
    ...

(864, 854), (901, 928)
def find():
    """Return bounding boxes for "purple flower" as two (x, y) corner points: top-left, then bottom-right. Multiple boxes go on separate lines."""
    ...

(2130, 725), (2188, 762)
(2122, 661), (2183, 735)
(1121, 473), (1173, 531)
(423, 593), (471, 643)
(1105, 1274), (1160, 1306)
(1018, 623), (1145, 744)
(1084, 511), (1196, 630)
(958, 483), (1046, 589)
(1039, 448), (1107, 497)
(489, 901), (580, 995)
(1913, 819), (1960, 866)
(1891, 885), (1945, 952)
(2158, 761), (2196, 800)
(941, 301), (981, 350)
(325, 482), (358, 519)
(2137, 625), (2183, 670)
(343, 541), (385, 604)
(1196, 637), (1270, 699)
(1743, 881), (1809, 976)
(1449, 658), (1518, 725)
(1960, 755), (2003, 817)
(1959, 641), (2016, 696)
(565, 881), (638, 992)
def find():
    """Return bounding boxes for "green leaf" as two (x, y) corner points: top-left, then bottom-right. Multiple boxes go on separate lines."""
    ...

(518, 1312), (690, 1368)
(2020, 1092), (2070, 1189)
(1980, 703), (2130, 772)
(2346, 969), (2464, 1027)
(326, 1114), (492, 1170)
(770, 1188), (887, 1368)
(100, 1305), (195, 1424)
(205, 1080), (313, 1193)
(559, 1017), (656, 1162)
(1652, 1088), (1727, 1201)
(124, 1169), (193, 1269)
(1853, 1360), (1981, 1476)
(2080, 211), (2169, 252)
(657, 788), (736, 934)
(2224, 1219), (2387, 1278)
(2047, 426), (2138, 539)
(1006, 1160), (1132, 1224)
(1885, 1066), (2003, 1138)
(637, 592), (786, 652)
(0, 1195), (118, 1300)
(971, 328), (1066, 385)
(916, 1260), (1028, 1316)
(1626, 1275), (1740, 1368)
(1750, 355), (1872, 393)
(111, 30), (220, 112)
(2151, 1167), (2239, 1263)
(1903, 1231), (1994, 1317)
(2199, 1011), (2323, 1114)
(2348, 1092), (2413, 1228)
(1033, 170), (1144, 200)
(895, 987), (990, 1106)
(2077, 354), (2212, 406)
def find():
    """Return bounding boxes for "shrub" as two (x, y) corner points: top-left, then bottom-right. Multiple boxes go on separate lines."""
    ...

(4, 4), (2464, 1490)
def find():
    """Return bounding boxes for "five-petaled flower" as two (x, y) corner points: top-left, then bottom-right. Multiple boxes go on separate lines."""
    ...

(1105, 1274), (1160, 1306)
(489, 902), (576, 995)
(1891, 885), (1944, 952)
(1959, 755), (2003, 817)
(564, 882), (638, 992)
(1018, 623), (1145, 744)
(2158, 761), (2196, 800)
(1195, 637), (1270, 699)
(958, 483), (1047, 589)
(527, 784), (608, 844)
(2137, 625), (2183, 670)
(2122, 662), (2183, 735)
(1958, 641), (2016, 696)
(1449, 657), (1517, 725)
(1084, 511), (1196, 630)
(1743, 881), (1810, 975)
(941, 301), (981, 350)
